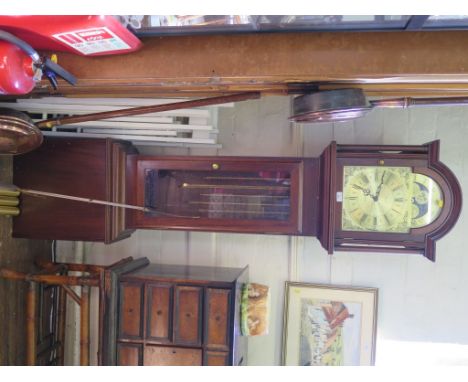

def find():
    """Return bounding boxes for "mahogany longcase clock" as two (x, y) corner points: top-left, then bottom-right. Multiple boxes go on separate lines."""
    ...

(13, 137), (462, 262)
(318, 140), (462, 261)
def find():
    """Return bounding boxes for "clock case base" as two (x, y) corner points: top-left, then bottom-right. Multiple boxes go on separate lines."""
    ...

(13, 138), (137, 243)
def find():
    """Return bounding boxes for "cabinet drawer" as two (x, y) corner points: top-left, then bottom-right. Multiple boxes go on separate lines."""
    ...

(174, 286), (202, 346)
(119, 282), (144, 339)
(204, 351), (229, 366)
(146, 283), (173, 342)
(144, 345), (202, 366)
(205, 288), (231, 351)
(117, 343), (142, 366)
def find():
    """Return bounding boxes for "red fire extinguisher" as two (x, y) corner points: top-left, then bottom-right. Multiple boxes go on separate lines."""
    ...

(0, 30), (76, 95)
(0, 16), (142, 95)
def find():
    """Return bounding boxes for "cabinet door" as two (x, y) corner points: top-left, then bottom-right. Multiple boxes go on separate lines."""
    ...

(204, 351), (229, 366)
(117, 343), (142, 366)
(205, 288), (231, 351)
(146, 283), (173, 343)
(144, 345), (202, 366)
(174, 286), (202, 346)
(132, 158), (301, 234)
(119, 282), (144, 340)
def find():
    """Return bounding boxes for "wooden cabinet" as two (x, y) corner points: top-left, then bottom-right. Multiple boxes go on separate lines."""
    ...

(127, 154), (319, 236)
(103, 262), (248, 366)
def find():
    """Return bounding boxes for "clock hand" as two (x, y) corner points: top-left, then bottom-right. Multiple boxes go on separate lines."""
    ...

(373, 171), (386, 201)
(352, 184), (372, 197)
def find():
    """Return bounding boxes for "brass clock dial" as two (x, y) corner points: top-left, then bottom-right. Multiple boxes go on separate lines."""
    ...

(342, 166), (411, 232)
(341, 166), (444, 233)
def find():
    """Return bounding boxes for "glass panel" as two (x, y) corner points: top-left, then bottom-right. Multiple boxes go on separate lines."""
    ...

(424, 15), (468, 28)
(127, 15), (412, 36)
(145, 169), (291, 221)
(127, 15), (257, 34)
(145, 15), (252, 27)
(264, 15), (411, 30)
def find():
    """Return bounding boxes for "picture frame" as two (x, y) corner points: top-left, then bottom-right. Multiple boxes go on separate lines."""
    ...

(282, 282), (378, 366)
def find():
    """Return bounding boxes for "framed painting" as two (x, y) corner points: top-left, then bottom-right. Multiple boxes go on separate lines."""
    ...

(282, 282), (378, 366)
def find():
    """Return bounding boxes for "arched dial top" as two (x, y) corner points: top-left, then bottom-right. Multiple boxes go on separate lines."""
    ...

(341, 166), (444, 233)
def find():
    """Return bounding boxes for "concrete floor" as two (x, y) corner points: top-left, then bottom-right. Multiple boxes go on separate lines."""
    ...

(0, 155), (52, 365)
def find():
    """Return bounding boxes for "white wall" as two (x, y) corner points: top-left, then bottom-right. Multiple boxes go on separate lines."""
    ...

(59, 95), (468, 365)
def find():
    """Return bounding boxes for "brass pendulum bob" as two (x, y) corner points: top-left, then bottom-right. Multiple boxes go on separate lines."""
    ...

(0, 185), (21, 216)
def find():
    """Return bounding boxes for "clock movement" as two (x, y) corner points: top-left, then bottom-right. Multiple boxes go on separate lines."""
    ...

(13, 138), (462, 261)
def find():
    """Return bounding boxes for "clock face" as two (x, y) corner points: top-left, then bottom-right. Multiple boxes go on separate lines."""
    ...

(341, 166), (444, 233)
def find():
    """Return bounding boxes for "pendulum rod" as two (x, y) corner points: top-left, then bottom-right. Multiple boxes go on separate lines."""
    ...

(20, 188), (151, 212)
(200, 193), (287, 199)
(181, 183), (289, 191)
(204, 176), (290, 182)
(198, 208), (289, 215)
(188, 201), (290, 207)
(18, 188), (201, 219)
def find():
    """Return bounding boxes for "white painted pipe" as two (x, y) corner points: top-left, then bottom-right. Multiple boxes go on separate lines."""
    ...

(62, 241), (85, 366)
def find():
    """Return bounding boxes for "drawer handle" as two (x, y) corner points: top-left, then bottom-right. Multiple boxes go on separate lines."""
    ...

(156, 310), (163, 316)
(215, 316), (221, 322)
(186, 313), (191, 318)
(211, 163), (220, 170)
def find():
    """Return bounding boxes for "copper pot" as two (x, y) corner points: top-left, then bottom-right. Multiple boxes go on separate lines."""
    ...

(0, 108), (42, 155)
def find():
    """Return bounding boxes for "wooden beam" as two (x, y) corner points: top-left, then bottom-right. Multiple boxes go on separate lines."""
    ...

(62, 285), (82, 306)
(35, 260), (104, 274)
(25, 282), (37, 366)
(80, 286), (90, 366)
(57, 286), (66, 366)
(36, 31), (468, 97)
(0, 268), (27, 281)
(26, 274), (100, 287)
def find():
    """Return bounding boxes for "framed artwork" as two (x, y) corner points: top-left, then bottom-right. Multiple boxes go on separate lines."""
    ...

(282, 282), (378, 366)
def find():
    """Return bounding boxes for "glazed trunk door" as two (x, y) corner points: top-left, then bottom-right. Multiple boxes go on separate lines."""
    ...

(133, 159), (301, 234)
